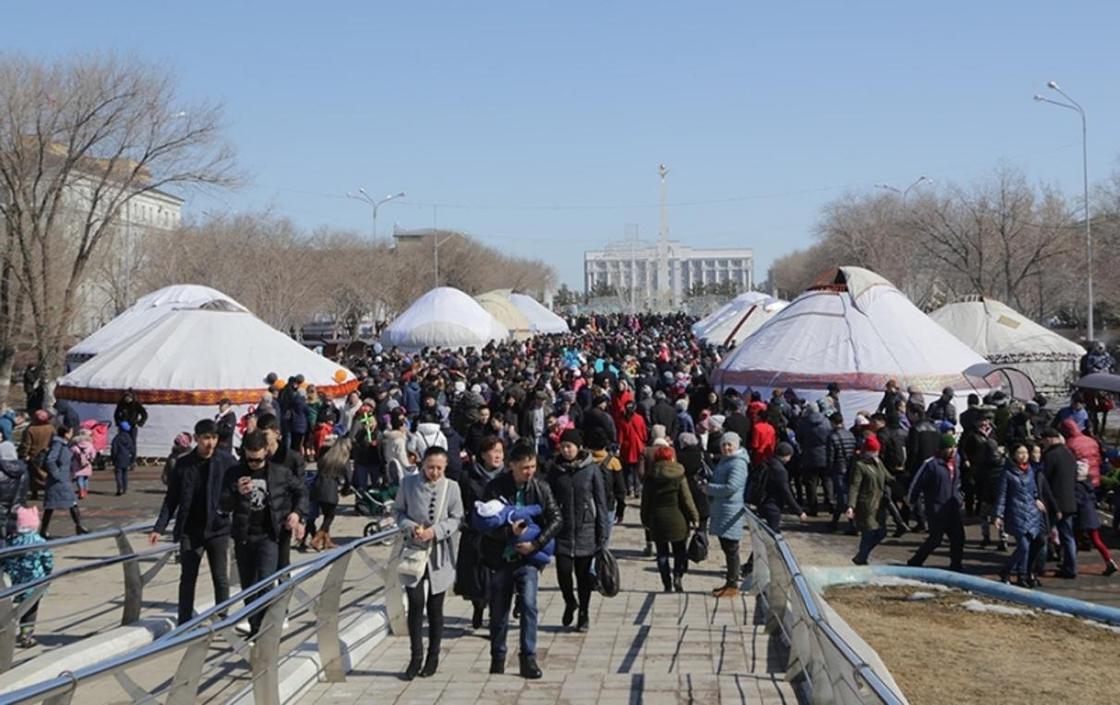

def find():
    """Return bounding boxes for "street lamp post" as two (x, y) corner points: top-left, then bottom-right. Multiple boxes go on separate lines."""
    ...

(346, 189), (406, 239)
(874, 175), (931, 201)
(433, 232), (458, 288)
(1035, 82), (1093, 341)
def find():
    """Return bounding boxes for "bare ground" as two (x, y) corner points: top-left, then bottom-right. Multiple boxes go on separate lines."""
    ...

(825, 585), (1120, 705)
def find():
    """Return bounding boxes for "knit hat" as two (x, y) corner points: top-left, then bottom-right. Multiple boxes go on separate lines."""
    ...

(862, 435), (881, 453)
(173, 433), (193, 450)
(16, 506), (39, 533)
(776, 442), (794, 457)
(940, 433), (958, 449)
(559, 428), (583, 447)
(677, 432), (699, 448)
(33, 409), (50, 424)
(651, 424), (667, 440)
(119, 421), (132, 433)
(586, 429), (609, 451)
(652, 437), (671, 448)
(0, 441), (16, 461)
(719, 431), (741, 449)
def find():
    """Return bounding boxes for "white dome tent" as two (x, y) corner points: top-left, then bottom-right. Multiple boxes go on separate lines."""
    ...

(692, 292), (769, 339)
(930, 297), (1085, 394)
(56, 308), (357, 456)
(693, 292), (788, 348)
(381, 287), (509, 351)
(67, 284), (246, 370)
(711, 266), (993, 422)
(509, 293), (570, 335)
(475, 290), (534, 341)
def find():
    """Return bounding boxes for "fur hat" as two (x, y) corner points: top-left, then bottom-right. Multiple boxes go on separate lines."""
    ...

(16, 506), (40, 533)
(0, 441), (17, 461)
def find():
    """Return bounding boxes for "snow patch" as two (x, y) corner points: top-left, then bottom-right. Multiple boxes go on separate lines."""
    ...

(906, 592), (938, 601)
(959, 599), (1033, 617)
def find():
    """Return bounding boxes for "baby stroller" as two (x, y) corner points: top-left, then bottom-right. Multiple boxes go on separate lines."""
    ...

(355, 482), (398, 542)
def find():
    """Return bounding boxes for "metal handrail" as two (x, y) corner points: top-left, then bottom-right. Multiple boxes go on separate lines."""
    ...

(0, 525), (405, 705)
(0, 522), (154, 561)
(745, 508), (907, 705)
(0, 529), (176, 672)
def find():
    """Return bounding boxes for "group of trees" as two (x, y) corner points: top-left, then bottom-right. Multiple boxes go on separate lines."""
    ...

(769, 165), (1120, 327)
(135, 213), (557, 338)
(0, 53), (555, 405)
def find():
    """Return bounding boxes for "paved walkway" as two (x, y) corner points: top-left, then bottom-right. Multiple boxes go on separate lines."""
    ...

(301, 506), (799, 705)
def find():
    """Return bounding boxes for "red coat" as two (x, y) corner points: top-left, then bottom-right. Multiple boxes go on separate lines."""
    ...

(750, 420), (777, 466)
(1062, 419), (1102, 488)
(616, 412), (648, 465)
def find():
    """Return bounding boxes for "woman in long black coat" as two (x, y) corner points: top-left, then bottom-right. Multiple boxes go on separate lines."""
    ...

(676, 433), (710, 530)
(455, 435), (505, 628)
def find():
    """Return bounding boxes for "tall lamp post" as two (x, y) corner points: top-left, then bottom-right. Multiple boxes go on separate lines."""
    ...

(433, 232), (459, 288)
(346, 188), (406, 239)
(874, 175), (931, 201)
(1035, 81), (1093, 341)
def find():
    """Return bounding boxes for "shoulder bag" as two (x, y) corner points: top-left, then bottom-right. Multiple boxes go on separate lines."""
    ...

(398, 478), (449, 579)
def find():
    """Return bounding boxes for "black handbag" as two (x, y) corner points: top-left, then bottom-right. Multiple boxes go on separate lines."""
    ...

(687, 531), (709, 563)
(595, 548), (620, 598)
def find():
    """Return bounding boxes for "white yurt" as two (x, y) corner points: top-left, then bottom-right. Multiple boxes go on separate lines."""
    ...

(711, 266), (992, 422)
(509, 293), (570, 334)
(930, 297), (1085, 394)
(475, 290), (534, 341)
(67, 284), (246, 370)
(692, 292), (770, 339)
(56, 308), (357, 456)
(696, 294), (788, 348)
(381, 287), (509, 351)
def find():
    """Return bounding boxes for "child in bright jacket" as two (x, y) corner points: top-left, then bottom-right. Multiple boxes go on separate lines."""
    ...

(1, 506), (54, 647)
(69, 430), (96, 500)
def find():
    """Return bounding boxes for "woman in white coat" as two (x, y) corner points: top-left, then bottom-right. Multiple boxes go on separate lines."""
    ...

(394, 446), (464, 680)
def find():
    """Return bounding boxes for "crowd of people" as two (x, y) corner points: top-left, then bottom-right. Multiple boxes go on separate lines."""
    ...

(1, 311), (1118, 672)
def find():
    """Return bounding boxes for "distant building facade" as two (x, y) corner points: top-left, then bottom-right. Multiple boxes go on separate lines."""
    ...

(583, 241), (754, 310)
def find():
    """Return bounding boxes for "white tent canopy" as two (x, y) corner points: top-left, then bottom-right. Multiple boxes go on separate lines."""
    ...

(476, 290), (533, 341)
(57, 309), (356, 456)
(67, 284), (246, 369)
(382, 287), (508, 351)
(930, 297), (1085, 393)
(712, 266), (992, 422)
(509, 293), (570, 334)
(694, 293), (788, 347)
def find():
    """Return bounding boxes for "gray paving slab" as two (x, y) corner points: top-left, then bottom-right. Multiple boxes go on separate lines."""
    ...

(301, 499), (798, 705)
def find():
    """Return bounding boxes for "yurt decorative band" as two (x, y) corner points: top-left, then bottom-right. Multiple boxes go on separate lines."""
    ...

(712, 369), (973, 391)
(55, 379), (360, 406)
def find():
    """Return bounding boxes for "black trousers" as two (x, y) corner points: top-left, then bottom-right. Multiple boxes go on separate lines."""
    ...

(719, 537), (741, 584)
(406, 579), (445, 659)
(908, 506), (965, 570)
(655, 540), (687, 586)
(178, 534), (231, 626)
(611, 471), (627, 521)
(555, 554), (594, 612)
(319, 503), (337, 533)
(235, 536), (280, 633)
(803, 466), (826, 513)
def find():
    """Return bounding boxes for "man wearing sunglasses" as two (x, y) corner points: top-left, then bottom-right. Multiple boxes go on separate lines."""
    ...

(222, 430), (308, 634)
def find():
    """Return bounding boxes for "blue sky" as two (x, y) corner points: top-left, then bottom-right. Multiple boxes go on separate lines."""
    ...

(5, 2), (1120, 287)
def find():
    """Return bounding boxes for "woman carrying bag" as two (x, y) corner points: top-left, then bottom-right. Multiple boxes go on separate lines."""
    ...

(394, 446), (464, 680)
(641, 445), (699, 593)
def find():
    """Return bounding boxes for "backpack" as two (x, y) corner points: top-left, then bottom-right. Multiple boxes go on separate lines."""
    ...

(746, 460), (770, 507)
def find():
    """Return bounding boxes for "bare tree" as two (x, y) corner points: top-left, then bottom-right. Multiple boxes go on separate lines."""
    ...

(0, 53), (236, 403)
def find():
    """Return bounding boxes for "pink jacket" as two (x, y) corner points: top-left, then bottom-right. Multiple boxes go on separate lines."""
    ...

(70, 439), (97, 478)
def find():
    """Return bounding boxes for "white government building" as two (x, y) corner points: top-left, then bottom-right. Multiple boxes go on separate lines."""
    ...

(584, 240), (754, 309)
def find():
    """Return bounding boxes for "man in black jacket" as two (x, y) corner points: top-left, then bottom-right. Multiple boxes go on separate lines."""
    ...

(150, 419), (239, 625)
(256, 413), (306, 559)
(1041, 428), (1079, 578)
(480, 441), (561, 680)
(221, 430), (308, 634)
(0, 441), (29, 545)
